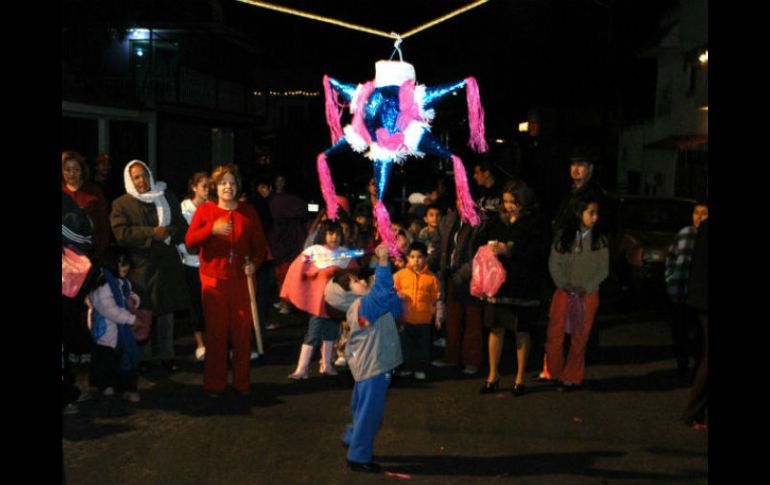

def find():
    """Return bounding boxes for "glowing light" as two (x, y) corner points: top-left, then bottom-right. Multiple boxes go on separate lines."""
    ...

(495, 139), (505, 144)
(698, 50), (708, 65)
(136, 48), (144, 57)
(129, 28), (150, 40)
(698, 105), (708, 112)
(518, 121), (529, 132)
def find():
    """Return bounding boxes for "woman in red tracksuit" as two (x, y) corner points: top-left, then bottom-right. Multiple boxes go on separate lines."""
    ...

(185, 164), (268, 396)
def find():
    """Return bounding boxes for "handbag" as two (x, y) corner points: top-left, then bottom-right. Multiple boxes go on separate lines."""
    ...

(62, 245), (92, 298)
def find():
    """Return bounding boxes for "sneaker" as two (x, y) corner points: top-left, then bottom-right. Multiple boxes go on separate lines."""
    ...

(273, 301), (284, 309)
(62, 403), (79, 415)
(278, 306), (290, 315)
(76, 391), (93, 403)
(122, 392), (140, 403)
(265, 323), (280, 330)
(334, 356), (347, 367)
(195, 347), (206, 361)
(68, 354), (80, 365)
(80, 353), (91, 364)
(462, 365), (480, 375)
(433, 337), (446, 348)
(396, 370), (413, 377)
(414, 371), (426, 380)
(102, 387), (115, 397)
(250, 351), (259, 361)
(431, 359), (454, 368)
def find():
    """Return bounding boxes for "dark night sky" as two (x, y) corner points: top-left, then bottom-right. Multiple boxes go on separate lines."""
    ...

(222, 0), (677, 132)
(62, 0), (679, 198)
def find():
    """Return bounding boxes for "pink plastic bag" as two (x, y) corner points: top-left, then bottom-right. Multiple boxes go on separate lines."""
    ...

(127, 297), (152, 343)
(470, 245), (506, 298)
(62, 245), (92, 298)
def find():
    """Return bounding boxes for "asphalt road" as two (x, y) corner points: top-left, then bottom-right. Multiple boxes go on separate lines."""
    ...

(63, 307), (708, 484)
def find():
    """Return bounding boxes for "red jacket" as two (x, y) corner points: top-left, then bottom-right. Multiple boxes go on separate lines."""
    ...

(185, 201), (268, 280)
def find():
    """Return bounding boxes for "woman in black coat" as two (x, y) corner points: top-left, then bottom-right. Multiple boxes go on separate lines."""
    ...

(110, 160), (190, 372)
(477, 179), (549, 396)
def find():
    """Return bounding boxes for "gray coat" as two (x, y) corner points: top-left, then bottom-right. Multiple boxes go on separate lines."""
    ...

(343, 264), (404, 382)
(110, 190), (190, 316)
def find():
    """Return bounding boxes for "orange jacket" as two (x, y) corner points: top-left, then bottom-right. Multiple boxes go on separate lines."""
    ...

(393, 265), (440, 324)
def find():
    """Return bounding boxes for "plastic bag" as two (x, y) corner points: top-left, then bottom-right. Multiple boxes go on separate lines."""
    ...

(62, 245), (92, 298)
(470, 245), (506, 299)
(127, 297), (152, 343)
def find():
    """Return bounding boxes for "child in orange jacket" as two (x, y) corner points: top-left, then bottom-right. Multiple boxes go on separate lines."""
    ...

(393, 241), (440, 380)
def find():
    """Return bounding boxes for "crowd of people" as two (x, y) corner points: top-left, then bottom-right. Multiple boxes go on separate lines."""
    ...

(62, 147), (708, 470)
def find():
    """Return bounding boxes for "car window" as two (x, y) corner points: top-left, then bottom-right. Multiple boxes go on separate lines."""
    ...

(621, 200), (693, 233)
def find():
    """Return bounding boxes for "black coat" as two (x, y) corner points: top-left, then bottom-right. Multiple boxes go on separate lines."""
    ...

(110, 190), (190, 315)
(687, 220), (708, 313)
(427, 209), (484, 305)
(475, 212), (549, 301)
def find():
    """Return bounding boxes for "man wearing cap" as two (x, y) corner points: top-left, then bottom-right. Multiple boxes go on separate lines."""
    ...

(552, 148), (607, 235)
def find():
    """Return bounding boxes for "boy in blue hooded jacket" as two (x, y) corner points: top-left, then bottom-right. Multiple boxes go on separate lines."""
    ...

(324, 244), (403, 473)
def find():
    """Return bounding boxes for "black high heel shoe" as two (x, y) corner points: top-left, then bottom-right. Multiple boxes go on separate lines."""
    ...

(480, 379), (500, 394)
(512, 383), (526, 396)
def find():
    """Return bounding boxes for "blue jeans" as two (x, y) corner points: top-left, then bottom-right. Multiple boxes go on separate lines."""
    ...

(303, 315), (340, 346)
(343, 372), (391, 463)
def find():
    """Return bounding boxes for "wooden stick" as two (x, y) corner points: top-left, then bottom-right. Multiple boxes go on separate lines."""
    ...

(245, 256), (264, 355)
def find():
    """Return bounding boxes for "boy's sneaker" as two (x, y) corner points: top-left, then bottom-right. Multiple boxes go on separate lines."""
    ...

(122, 392), (141, 403)
(62, 403), (79, 415)
(76, 390), (93, 403)
(334, 356), (347, 367)
(433, 338), (446, 348)
(68, 354), (80, 365)
(265, 323), (280, 330)
(462, 365), (480, 375)
(414, 371), (427, 381)
(396, 370), (412, 377)
(80, 353), (91, 364)
(101, 387), (115, 397)
(431, 359), (453, 368)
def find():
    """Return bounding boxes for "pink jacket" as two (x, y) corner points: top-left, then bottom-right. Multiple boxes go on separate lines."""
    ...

(279, 245), (357, 318)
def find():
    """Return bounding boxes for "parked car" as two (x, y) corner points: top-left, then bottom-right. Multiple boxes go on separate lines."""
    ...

(601, 194), (696, 311)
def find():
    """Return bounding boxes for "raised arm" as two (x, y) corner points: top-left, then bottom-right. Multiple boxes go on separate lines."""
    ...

(359, 245), (403, 323)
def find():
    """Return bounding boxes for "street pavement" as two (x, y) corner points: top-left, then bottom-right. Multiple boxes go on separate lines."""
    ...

(63, 307), (708, 484)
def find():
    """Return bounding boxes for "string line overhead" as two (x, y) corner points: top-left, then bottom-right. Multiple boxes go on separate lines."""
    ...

(235, 0), (490, 40)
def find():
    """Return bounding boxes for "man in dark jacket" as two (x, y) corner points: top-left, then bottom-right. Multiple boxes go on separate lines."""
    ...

(428, 205), (484, 375)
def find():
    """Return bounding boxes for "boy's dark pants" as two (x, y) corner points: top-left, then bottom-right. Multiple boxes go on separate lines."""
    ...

(399, 324), (431, 372)
(89, 344), (138, 393)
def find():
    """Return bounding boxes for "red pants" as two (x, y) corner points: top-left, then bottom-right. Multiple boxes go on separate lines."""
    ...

(545, 289), (599, 385)
(441, 283), (483, 367)
(201, 274), (252, 393)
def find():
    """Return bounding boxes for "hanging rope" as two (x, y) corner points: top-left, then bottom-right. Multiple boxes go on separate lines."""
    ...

(235, 0), (490, 41)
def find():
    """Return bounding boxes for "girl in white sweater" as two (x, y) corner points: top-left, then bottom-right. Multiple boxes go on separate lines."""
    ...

(87, 246), (148, 402)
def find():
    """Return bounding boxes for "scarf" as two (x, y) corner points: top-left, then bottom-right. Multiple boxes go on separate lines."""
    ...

(123, 160), (172, 245)
(564, 292), (586, 336)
